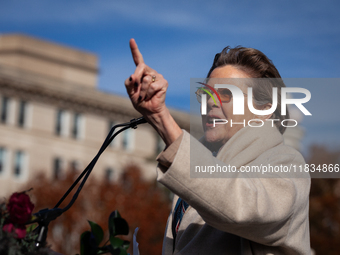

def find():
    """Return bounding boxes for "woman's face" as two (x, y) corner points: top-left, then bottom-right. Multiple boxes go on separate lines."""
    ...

(202, 65), (254, 149)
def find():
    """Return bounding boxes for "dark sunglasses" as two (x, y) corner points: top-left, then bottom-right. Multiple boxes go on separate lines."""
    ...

(195, 82), (247, 104)
(195, 87), (233, 103)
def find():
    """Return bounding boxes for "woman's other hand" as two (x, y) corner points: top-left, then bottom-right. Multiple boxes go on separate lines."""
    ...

(125, 39), (182, 147)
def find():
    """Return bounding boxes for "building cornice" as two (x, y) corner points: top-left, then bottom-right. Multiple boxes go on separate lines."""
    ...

(0, 65), (190, 130)
(0, 49), (98, 74)
(0, 34), (98, 72)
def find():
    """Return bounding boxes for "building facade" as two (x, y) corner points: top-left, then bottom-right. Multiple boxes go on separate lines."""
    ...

(0, 34), (190, 196)
(0, 34), (304, 197)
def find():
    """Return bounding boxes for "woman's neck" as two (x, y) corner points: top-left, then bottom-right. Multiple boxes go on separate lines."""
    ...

(203, 140), (224, 155)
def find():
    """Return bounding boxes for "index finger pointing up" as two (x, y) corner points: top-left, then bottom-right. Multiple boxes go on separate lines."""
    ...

(130, 38), (144, 66)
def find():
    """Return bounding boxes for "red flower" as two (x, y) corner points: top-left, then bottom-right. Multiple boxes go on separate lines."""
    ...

(2, 223), (27, 239)
(7, 192), (34, 225)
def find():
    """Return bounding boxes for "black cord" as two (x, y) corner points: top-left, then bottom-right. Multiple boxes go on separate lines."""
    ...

(30, 117), (147, 231)
(54, 125), (127, 209)
(54, 117), (146, 210)
(60, 125), (130, 212)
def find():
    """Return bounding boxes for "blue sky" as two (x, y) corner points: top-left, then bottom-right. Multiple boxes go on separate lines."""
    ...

(1, 0), (339, 155)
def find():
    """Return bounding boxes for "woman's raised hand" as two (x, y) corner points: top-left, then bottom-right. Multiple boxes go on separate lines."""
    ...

(125, 39), (168, 117)
(125, 39), (182, 146)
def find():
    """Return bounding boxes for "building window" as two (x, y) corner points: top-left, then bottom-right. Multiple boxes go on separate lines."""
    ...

(108, 120), (115, 133)
(0, 147), (6, 174)
(72, 113), (82, 139)
(1, 96), (9, 124)
(55, 109), (65, 136)
(105, 167), (115, 182)
(14, 151), (24, 177)
(70, 160), (80, 172)
(17, 100), (27, 128)
(122, 129), (134, 151)
(53, 158), (62, 180)
(108, 120), (119, 147)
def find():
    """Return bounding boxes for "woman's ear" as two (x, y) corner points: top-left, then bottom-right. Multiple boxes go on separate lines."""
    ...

(255, 103), (273, 120)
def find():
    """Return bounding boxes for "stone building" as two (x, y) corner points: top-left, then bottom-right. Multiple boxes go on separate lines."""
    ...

(0, 34), (304, 197)
(0, 34), (189, 196)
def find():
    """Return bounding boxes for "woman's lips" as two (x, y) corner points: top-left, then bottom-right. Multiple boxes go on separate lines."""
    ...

(205, 115), (225, 127)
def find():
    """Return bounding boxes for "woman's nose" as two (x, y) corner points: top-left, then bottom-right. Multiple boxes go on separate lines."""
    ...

(206, 93), (220, 108)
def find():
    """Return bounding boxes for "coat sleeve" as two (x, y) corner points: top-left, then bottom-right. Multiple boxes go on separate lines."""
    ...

(156, 130), (310, 246)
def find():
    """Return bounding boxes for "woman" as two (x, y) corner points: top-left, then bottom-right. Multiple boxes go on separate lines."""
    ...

(125, 39), (311, 254)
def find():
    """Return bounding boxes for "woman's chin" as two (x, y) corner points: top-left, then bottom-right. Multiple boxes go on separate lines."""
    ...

(204, 131), (223, 144)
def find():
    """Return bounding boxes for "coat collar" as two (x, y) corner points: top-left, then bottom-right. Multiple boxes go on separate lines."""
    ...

(216, 122), (283, 168)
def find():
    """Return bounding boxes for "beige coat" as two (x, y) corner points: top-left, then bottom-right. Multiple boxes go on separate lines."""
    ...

(156, 123), (311, 254)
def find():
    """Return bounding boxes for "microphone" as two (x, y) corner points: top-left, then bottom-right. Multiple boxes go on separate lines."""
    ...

(129, 116), (147, 129)
(29, 116), (148, 248)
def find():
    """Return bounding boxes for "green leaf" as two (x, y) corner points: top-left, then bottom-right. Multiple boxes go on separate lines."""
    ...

(118, 248), (128, 255)
(110, 236), (124, 249)
(26, 223), (38, 233)
(122, 240), (130, 250)
(80, 231), (98, 255)
(98, 245), (127, 255)
(0, 216), (4, 227)
(110, 210), (121, 219)
(108, 214), (129, 237)
(96, 246), (110, 255)
(88, 220), (104, 246)
(105, 245), (115, 254)
(109, 247), (128, 255)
